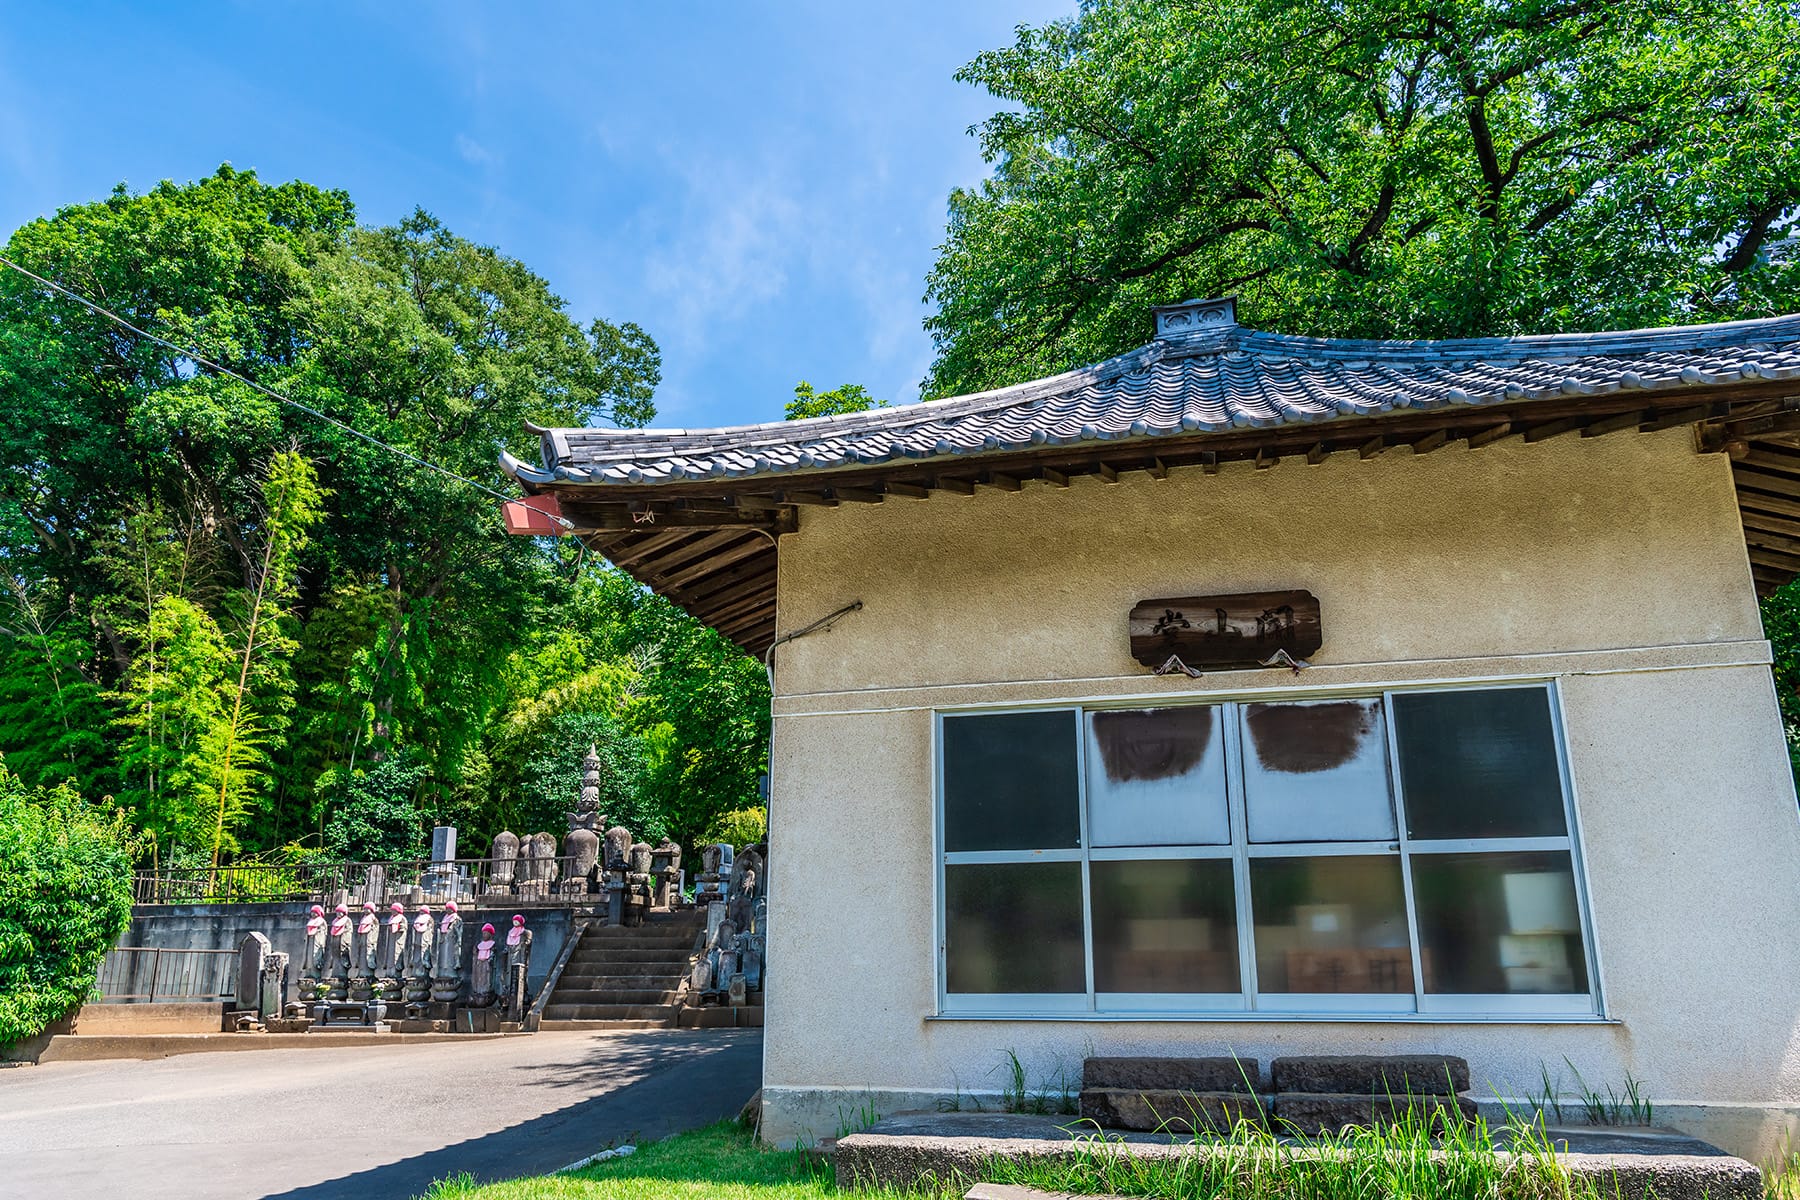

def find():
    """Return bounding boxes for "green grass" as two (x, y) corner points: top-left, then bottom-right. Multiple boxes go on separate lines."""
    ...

(979, 1106), (1596, 1200)
(413, 1121), (907, 1200)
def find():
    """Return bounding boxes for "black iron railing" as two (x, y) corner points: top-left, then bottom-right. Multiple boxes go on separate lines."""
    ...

(93, 946), (238, 1002)
(131, 854), (682, 907)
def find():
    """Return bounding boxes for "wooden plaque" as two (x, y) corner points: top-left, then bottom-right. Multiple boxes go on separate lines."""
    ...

(1129, 590), (1322, 672)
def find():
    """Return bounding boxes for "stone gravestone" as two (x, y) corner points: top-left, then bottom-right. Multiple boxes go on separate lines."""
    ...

(236, 932), (270, 1013)
(426, 825), (457, 901)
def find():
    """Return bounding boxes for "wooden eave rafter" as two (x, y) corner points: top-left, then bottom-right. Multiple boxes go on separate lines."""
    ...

(540, 379), (1800, 653)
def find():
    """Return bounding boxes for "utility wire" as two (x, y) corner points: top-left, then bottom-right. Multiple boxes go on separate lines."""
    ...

(0, 252), (572, 528)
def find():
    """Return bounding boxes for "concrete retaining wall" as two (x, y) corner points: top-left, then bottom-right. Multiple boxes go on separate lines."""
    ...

(116, 902), (576, 1001)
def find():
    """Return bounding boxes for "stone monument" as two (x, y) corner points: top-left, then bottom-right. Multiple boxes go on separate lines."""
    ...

(351, 901), (380, 1002)
(650, 837), (682, 908)
(470, 923), (497, 1007)
(487, 830), (519, 894)
(380, 901), (408, 998)
(501, 914), (533, 1017)
(326, 903), (353, 1001)
(431, 901), (465, 1005)
(405, 903), (435, 1012)
(694, 844), (733, 902)
(300, 904), (327, 1001)
(562, 746), (605, 895)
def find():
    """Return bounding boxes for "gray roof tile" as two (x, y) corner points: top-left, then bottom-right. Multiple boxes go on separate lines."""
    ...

(501, 305), (1800, 488)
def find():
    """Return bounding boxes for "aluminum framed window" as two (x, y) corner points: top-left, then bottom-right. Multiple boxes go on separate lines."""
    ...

(935, 682), (1602, 1020)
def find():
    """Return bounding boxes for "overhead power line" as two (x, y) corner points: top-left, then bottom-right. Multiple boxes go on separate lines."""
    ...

(0, 253), (570, 528)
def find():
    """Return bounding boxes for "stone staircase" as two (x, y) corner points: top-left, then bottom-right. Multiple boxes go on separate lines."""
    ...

(537, 911), (704, 1030)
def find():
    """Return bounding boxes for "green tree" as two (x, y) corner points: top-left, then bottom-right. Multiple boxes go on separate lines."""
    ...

(0, 759), (136, 1045)
(321, 751), (431, 861)
(785, 381), (886, 420)
(924, 0), (1800, 396)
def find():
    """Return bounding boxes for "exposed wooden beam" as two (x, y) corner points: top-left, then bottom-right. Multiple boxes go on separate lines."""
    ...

(986, 472), (1022, 492)
(1523, 416), (1583, 443)
(1466, 422), (1514, 449)
(1200, 451), (1219, 475)
(599, 529), (699, 570)
(1148, 457), (1169, 479)
(1358, 435), (1387, 460)
(933, 476), (975, 496)
(650, 536), (772, 591)
(1254, 447), (1277, 470)
(1096, 462), (1120, 484)
(1738, 490), (1800, 522)
(1305, 442), (1329, 465)
(640, 529), (756, 580)
(1581, 410), (1649, 439)
(558, 501), (793, 534)
(1042, 467), (1071, 488)
(1411, 429), (1449, 455)
(779, 490), (838, 507)
(833, 486), (885, 504)
(681, 567), (776, 612)
(1740, 509), (1800, 541)
(1639, 405), (1711, 433)
(886, 481), (929, 499)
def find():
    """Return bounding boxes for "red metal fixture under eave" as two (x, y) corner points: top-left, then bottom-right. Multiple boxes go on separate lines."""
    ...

(501, 493), (566, 535)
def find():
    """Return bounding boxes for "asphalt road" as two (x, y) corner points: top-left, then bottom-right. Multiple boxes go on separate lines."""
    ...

(0, 1029), (763, 1200)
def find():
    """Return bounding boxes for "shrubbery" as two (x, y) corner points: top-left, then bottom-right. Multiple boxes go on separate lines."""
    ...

(0, 759), (136, 1045)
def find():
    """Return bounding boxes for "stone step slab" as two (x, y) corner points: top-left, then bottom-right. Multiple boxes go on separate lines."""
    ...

(1082, 1056), (1258, 1094)
(557, 970), (688, 986)
(1271, 1055), (1470, 1097)
(537, 1019), (673, 1031)
(1079, 1087), (1266, 1133)
(550, 988), (680, 1006)
(1272, 1091), (1477, 1135)
(542, 1002), (679, 1021)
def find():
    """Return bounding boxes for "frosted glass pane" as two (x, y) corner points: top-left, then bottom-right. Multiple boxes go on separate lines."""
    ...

(1411, 851), (1589, 995)
(1086, 707), (1229, 846)
(1393, 689), (1567, 840)
(1092, 858), (1240, 993)
(945, 862), (1085, 994)
(943, 711), (1080, 852)
(1242, 699), (1396, 842)
(1250, 856), (1411, 993)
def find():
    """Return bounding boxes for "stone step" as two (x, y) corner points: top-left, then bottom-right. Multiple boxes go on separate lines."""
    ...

(1078, 1087), (1265, 1133)
(537, 1018), (674, 1031)
(571, 950), (694, 966)
(1271, 1055), (1470, 1097)
(1272, 1091), (1476, 1135)
(572, 936), (696, 952)
(585, 922), (702, 937)
(554, 964), (687, 985)
(549, 988), (680, 1006)
(542, 1002), (679, 1021)
(1083, 1056), (1258, 1094)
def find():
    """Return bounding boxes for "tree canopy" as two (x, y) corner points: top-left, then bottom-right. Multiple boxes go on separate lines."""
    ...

(0, 167), (768, 863)
(923, 0), (1800, 397)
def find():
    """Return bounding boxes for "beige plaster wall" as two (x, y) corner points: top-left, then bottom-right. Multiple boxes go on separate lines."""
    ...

(759, 430), (1800, 1158)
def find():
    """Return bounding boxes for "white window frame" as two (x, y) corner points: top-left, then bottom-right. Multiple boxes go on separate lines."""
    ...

(934, 680), (1606, 1021)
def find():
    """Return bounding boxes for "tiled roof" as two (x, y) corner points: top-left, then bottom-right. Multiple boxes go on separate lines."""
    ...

(502, 298), (1800, 488)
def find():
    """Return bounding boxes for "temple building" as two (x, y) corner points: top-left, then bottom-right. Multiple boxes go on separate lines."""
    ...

(502, 298), (1800, 1157)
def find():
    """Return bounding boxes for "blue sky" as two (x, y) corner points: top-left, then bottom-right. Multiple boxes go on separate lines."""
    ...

(0, 1), (1070, 429)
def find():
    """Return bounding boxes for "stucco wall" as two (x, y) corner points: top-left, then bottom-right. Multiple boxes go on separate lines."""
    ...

(760, 429), (1800, 1159)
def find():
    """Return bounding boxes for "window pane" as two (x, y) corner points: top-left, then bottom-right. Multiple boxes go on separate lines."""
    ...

(1250, 856), (1411, 993)
(1087, 708), (1229, 846)
(1411, 851), (1589, 995)
(943, 711), (1080, 852)
(1092, 859), (1239, 993)
(1243, 699), (1396, 843)
(1394, 689), (1567, 840)
(944, 862), (1085, 994)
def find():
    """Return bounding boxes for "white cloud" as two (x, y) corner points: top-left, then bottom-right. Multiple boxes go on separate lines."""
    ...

(641, 161), (805, 341)
(455, 133), (496, 167)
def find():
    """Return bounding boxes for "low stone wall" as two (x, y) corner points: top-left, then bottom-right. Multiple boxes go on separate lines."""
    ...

(117, 902), (576, 1002)
(833, 1112), (1764, 1200)
(72, 1001), (223, 1034)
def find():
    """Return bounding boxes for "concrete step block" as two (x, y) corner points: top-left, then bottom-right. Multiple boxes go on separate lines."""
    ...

(1272, 1091), (1477, 1135)
(1271, 1055), (1470, 1097)
(536, 1019), (673, 1031)
(1078, 1087), (1266, 1133)
(542, 1003), (678, 1021)
(551, 989), (679, 1006)
(1083, 1056), (1258, 1094)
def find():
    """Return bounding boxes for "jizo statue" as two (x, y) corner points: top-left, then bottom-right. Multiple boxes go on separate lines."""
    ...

(355, 902), (379, 973)
(304, 904), (327, 975)
(471, 923), (497, 1007)
(431, 901), (466, 1004)
(384, 901), (409, 979)
(328, 904), (353, 972)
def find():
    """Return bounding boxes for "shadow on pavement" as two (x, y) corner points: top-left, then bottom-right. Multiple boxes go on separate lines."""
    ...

(259, 1031), (762, 1200)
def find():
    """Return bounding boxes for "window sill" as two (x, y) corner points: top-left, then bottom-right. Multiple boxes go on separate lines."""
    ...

(926, 1011), (1619, 1025)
